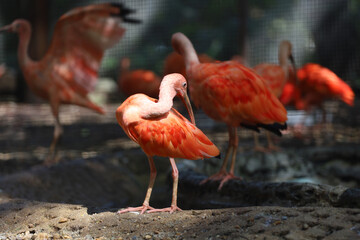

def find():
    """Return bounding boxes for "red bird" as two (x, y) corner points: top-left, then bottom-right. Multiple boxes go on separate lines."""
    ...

(0, 3), (140, 164)
(296, 63), (354, 110)
(283, 63), (354, 123)
(163, 51), (214, 78)
(116, 73), (220, 214)
(118, 57), (161, 98)
(172, 32), (288, 189)
(253, 41), (295, 151)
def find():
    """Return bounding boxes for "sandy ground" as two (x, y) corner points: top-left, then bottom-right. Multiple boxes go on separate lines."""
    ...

(1, 194), (360, 240)
(0, 102), (359, 239)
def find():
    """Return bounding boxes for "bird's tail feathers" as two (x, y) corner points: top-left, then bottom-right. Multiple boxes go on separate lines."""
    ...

(241, 122), (287, 136)
(111, 3), (141, 23)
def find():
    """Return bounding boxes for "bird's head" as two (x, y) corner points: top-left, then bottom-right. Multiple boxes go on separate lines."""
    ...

(162, 73), (195, 125)
(0, 19), (31, 35)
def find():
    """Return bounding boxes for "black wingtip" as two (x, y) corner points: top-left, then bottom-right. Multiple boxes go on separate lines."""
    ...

(215, 153), (222, 159)
(258, 122), (287, 136)
(240, 123), (261, 133)
(111, 3), (142, 24)
(241, 122), (287, 137)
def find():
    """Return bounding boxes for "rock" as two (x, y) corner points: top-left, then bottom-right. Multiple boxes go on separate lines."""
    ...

(177, 170), (354, 209)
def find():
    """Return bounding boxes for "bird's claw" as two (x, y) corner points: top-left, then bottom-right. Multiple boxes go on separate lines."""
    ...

(43, 153), (61, 166)
(218, 173), (242, 190)
(147, 205), (182, 214)
(253, 145), (270, 153)
(200, 171), (242, 190)
(117, 205), (155, 214)
(267, 144), (281, 152)
(200, 170), (228, 185)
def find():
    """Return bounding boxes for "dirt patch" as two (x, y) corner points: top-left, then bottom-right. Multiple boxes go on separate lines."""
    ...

(0, 102), (359, 239)
(1, 195), (360, 239)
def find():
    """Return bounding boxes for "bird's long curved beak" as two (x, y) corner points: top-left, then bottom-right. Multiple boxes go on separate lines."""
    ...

(0, 25), (11, 33)
(289, 54), (299, 85)
(180, 92), (196, 125)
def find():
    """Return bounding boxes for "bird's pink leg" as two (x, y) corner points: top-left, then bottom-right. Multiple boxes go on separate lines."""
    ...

(266, 132), (280, 152)
(118, 156), (157, 214)
(44, 100), (63, 165)
(201, 126), (242, 189)
(200, 145), (232, 184)
(148, 158), (182, 213)
(218, 127), (242, 190)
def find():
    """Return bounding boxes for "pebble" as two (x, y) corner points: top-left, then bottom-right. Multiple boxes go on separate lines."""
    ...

(36, 233), (49, 240)
(303, 223), (309, 230)
(144, 235), (152, 239)
(58, 217), (68, 223)
(53, 233), (61, 240)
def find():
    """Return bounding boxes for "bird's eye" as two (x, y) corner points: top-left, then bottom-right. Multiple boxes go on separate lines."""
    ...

(182, 82), (187, 88)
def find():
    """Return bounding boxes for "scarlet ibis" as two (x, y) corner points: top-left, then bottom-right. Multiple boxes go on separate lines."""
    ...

(295, 63), (354, 122)
(116, 73), (219, 214)
(163, 51), (214, 79)
(118, 57), (161, 98)
(0, 3), (140, 164)
(172, 32), (287, 189)
(252, 41), (295, 151)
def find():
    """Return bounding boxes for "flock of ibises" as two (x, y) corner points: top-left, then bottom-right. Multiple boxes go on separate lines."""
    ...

(0, 3), (355, 214)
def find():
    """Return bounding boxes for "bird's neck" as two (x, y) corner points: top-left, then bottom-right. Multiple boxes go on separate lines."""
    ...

(279, 53), (289, 79)
(17, 26), (35, 70)
(173, 35), (200, 74)
(140, 82), (176, 119)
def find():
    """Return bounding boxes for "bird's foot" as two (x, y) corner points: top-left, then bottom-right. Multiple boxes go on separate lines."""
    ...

(148, 205), (182, 214)
(267, 144), (281, 152)
(292, 124), (306, 138)
(253, 145), (270, 153)
(43, 153), (61, 166)
(200, 171), (242, 190)
(218, 173), (242, 191)
(117, 204), (155, 214)
(200, 170), (228, 185)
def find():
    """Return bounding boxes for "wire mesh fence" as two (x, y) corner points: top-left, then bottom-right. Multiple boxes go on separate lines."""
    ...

(0, 0), (358, 135)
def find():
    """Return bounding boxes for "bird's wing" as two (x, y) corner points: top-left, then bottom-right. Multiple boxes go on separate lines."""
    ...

(131, 108), (219, 160)
(298, 63), (354, 105)
(253, 63), (286, 97)
(192, 62), (287, 125)
(45, 3), (136, 95)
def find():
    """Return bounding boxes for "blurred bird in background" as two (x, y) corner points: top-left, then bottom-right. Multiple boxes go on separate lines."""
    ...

(163, 51), (214, 79)
(118, 57), (161, 98)
(280, 63), (354, 128)
(253, 40), (296, 151)
(172, 32), (288, 190)
(0, 3), (140, 164)
(116, 73), (220, 214)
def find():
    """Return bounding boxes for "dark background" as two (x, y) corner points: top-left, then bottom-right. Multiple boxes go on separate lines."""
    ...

(0, 0), (359, 102)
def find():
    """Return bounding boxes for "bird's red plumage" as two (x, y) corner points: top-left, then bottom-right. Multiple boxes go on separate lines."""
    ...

(295, 63), (355, 109)
(188, 61), (288, 126)
(116, 94), (219, 160)
(253, 63), (286, 98)
(163, 51), (214, 78)
(118, 58), (161, 98)
(46, 3), (126, 96)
